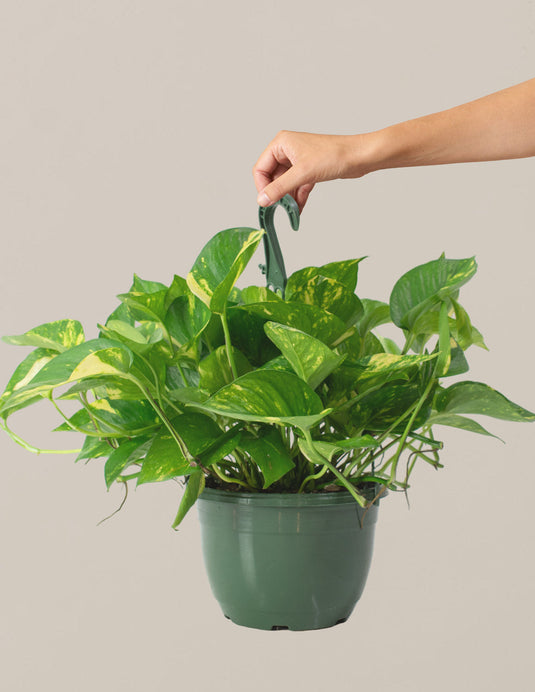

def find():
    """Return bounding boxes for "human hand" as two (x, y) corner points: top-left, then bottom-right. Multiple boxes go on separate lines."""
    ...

(253, 79), (535, 214)
(253, 131), (371, 213)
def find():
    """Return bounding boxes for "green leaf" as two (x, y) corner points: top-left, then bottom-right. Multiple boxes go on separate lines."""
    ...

(105, 437), (151, 488)
(451, 299), (488, 350)
(410, 303), (487, 352)
(257, 355), (295, 373)
(0, 339), (134, 420)
(3, 319), (85, 352)
(137, 432), (195, 484)
(239, 428), (295, 488)
(427, 412), (499, 438)
(349, 382), (432, 433)
(435, 382), (535, 422)
(227, 308), (279, 366)
(187, 228), (264, 314)
(165, 294), (211, 350)
(164, 275), (190, 311)
(55, 400), (158, 437)
(33, 339), (133, 386)
(198, 345), (252, 395)
(377, 336), (401, 355)
(357, 300), (391, 338)
(444, 342), (469, 377)
(237, 300), (347, 347)
(390, 256), (477, 330)
(306, 435), (379, 466)
(298, 436), (367, 507)
(100, 320), (165, 355)
(196, 426), (243, 467)
(287, 274), (363, 325)
(434, 301), (451, 377)
(117, 288), (168, 323)
(137, 412), (234, 485)
(347, 353), (437, 384)
(59, 375), (142, 401)
(190, 370), (331, 432)
(76, 436), (112, 462)
(334, 434), (379, 450)
(167, 386), (209, 406)
(327, 353), (432, 406)
(241, 286), (283, 304)
(131, 274), (168, 295)
(264, 322), (345, 389)
(172, 471), (205, 529)
(0, 348), (56, 401)
(286, 258), (365, 296)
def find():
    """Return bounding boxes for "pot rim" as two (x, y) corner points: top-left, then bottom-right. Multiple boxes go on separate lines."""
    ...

(198, 484), (385, 507)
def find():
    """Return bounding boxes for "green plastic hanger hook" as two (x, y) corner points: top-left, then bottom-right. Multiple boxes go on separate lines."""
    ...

(258, 194), (300, 297)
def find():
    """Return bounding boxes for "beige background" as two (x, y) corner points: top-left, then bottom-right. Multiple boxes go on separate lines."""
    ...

(1, 2), (534, 690)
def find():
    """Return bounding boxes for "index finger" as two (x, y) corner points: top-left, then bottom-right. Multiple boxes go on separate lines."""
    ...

(253, 142), (291, 193)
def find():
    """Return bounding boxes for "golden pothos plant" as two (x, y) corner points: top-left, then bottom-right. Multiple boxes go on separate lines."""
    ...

(1, 222), (533, 527)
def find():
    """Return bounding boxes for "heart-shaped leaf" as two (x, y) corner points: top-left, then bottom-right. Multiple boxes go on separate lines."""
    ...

(165, 294), (211, 350)
(0, 348), (56, 401)
(0, 339), (134, 420)
(3, 319), (85, 352)
(238, 428), (295, 488)
(172, 470), (205, 529)
(264, 322), (345, 389)
(287, 274), (363, 325)
(390, 255), (477, 330)
(187, 228), (264, 314)
(357, 300), (391, 338)
(237, 300), (347, 347)
(105, 437), (152, 488)
(198, 345), (252, 394)
(54, 399), (158, 437)
(286, 258), (365, 296)
(190, 369), (331, 432)
(427, 412), (499, 438)
(435, 381), (535, 421)
(138, 413), (240, 485)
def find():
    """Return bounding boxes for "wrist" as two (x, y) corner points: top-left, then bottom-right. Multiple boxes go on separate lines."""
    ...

(342, 130), (398, 179)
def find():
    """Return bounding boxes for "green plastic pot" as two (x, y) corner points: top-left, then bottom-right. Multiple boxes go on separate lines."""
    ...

(197, 487), (382, 631)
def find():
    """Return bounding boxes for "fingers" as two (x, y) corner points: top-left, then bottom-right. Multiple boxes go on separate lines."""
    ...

(253, 133), (292, 193)
(295, 183), (314, 213)
(253, 131), (327, 212)
(253, 148), (282, 195)
(256, 164), (307, 207)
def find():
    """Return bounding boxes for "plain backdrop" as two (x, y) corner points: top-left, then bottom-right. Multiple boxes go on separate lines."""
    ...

(1, 2), (534, 691)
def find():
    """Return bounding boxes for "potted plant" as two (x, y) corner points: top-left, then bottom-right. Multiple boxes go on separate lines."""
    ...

(1, 196), (533, 631)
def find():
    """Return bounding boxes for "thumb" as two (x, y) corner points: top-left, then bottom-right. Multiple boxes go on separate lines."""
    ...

(257, 166), (307, 207)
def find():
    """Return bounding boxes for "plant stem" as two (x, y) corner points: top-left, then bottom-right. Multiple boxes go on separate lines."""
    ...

(210, 462), (252, 490)
(302, 429), (367, 507)
(387, 377), (436, 485)
(125, 374), (196, 464)
(140, 356), (164, 407)
(402, 332), (416, 355)
(298, 464), (329, 493)
(233, 448), (256, 487)
(219, 310), (238, 379)
(176, 361), (189, 387)
(330, 326), (358, 348)
(78, 393), (101, 433)
(0, 419), (81, 455)
(337, 382), (385, 413)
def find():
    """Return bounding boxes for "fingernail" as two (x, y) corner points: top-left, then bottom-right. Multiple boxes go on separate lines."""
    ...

(257, 191), (272, 206)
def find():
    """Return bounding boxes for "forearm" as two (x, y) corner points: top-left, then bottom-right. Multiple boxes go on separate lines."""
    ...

(355, 78), (535, 175)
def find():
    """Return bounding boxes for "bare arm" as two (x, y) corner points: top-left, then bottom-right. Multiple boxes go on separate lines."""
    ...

(254, 78), (535, 211)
